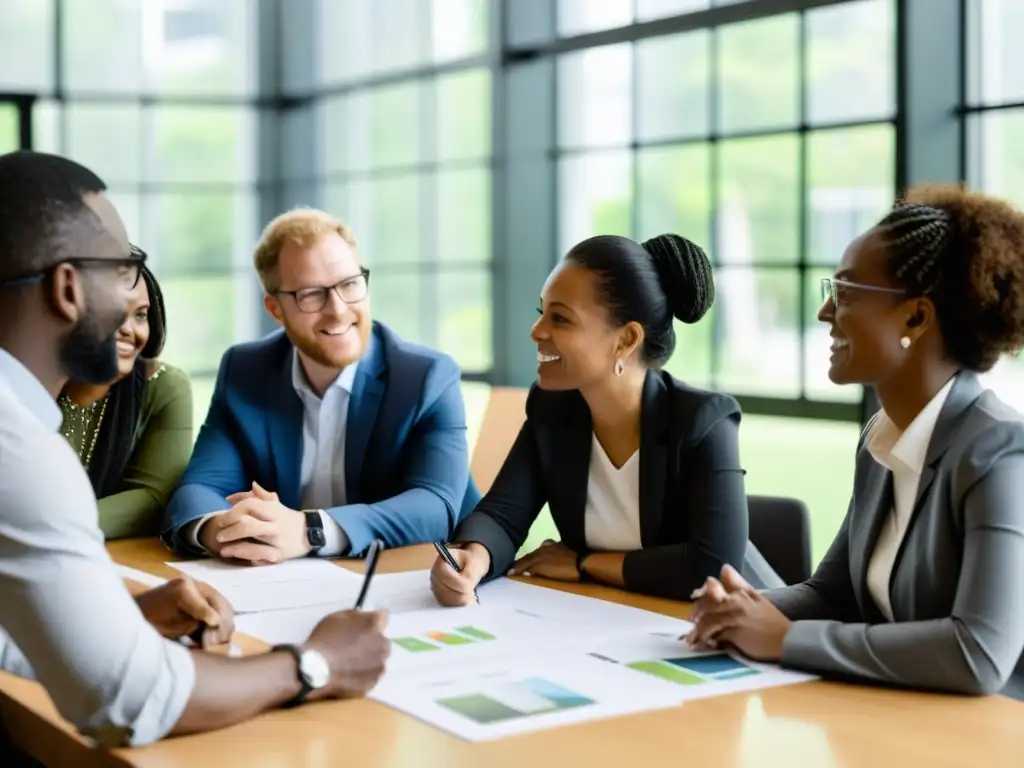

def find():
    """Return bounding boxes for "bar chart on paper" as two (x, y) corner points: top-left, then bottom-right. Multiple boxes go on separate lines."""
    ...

(393, 626), (497, 653)
(621, 653), (761, 685)
(437, 677), (594, 725)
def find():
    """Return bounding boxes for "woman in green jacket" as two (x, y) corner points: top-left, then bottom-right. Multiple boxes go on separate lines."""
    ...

(59, 255), (193, 539)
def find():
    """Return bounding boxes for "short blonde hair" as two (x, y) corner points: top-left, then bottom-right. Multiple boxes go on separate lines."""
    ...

(254, 207), (359, 292)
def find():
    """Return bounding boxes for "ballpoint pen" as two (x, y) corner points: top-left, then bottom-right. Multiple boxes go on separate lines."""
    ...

(354, 539), (384, 609)
(434, 541), (480, 604)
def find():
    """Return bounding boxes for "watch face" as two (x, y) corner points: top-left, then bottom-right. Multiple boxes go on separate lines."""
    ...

(300, 649), (331, 689)
(308, 527), (326, 548)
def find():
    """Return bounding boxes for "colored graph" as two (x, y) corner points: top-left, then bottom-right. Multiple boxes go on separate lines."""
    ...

(437, 677), (595, 725)
(392, 625), (497, 653)
(624, 653), (760, 685)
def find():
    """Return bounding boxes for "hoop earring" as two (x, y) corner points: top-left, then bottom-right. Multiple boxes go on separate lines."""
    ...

(614, 358), (624, 376)
(900, 336), (911, 349)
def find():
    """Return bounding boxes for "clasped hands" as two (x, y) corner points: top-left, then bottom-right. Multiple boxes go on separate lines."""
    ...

(199, 482), (310, 564)
(684, 564), (791, 662)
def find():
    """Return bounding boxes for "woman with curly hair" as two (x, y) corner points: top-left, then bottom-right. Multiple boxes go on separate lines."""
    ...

(687, 184), (1024, 699)
(59, 257), (193, 539)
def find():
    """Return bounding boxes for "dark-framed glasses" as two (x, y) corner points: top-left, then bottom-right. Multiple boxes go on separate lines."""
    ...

(0, 244), (147, 291)
(820, 276), (906, 306)
(279, 268), (370, 314)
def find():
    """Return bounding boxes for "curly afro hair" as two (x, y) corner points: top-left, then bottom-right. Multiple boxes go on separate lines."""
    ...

(874, 184), (1024, 372)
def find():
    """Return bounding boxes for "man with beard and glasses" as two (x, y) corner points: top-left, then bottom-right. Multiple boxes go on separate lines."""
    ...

(0, 151), (391, 759)
(162, 207), (480, 563)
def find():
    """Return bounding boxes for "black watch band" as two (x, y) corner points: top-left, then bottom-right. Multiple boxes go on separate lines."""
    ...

(577, 551), (592, 583)
(304, 510), (326, 555)
(272, 644), (312, 708)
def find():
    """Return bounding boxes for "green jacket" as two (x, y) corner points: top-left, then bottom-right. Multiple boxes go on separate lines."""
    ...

(60, 362), (193, 539)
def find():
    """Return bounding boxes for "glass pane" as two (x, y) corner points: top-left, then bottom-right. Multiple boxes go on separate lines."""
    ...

(980, 356), (1024, 416)
(558, 45), (632, 149)
(63, 0), (142, 92)
(662, 314), (715, 390)
(190, 375), (216, 439)
(637, 31), (710, 142)
(32, 100), (60, 154)
(716, 14), (799, 133)
(284, 181), (322, 212)
(558, 151), (633, 255)
(806, 124), (894, 266)
(968, 110), (1024, 209)
(65, 104), (143, 185)
(319, 0), (372, 84)
(558, 0), (632, 37)
(740, 414), (859, 566)
(0, 0), (53, 90)
(806, 0), (895, 124)
(348, 175), (423, 267)
(150, 106), (256, 183)
(432, 0), (489, 62)
(369, 0), (429, 75)
(370, 272), (424, 345)
(717, 134), (800, 264)
(438, 166), (491, 264)
(0, 105), (17, 153)
(636, 144), (712, 249)
(803, 268), (862, 404)
(437, 69), (491, 162)
(438, 270), (492, 372)
(318, 95), (349, 175)
(160, 273), (258, 375)
(147, 0), (256, 95)
(967, 0), (1024, 105)
(637, 0), (709, 20)
(347, 83), (422, 171)
(715, 267), (800, 397)
(142, 192), (257, 271)
(324, 182), (350, 224)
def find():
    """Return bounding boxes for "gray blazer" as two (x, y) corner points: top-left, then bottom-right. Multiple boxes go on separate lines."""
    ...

(765, 372), (1024, 698)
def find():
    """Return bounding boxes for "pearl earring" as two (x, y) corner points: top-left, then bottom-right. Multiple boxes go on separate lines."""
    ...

(900, 336), (911, 349)
(614, 358), (624, 376)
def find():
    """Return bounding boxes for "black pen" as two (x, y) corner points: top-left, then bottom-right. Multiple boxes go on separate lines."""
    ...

(354, 539), (384, 610)
(434, 541), (480, 604)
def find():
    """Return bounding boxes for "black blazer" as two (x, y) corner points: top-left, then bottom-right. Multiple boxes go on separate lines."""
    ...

(454, 370), (749, 600)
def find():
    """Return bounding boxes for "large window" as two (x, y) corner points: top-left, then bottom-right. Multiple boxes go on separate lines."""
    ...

(19, 0), (263, 428)
(967, 0), (1024, 413)
(280, 0), (494, 377)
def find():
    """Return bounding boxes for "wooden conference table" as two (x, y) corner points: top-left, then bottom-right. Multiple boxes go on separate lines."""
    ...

(1, 540), (1022, 767)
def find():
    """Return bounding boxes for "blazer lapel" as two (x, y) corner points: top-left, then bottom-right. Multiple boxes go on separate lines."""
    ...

(638, 371), (667, 547)
(344, 331), (386, 501)
(851, 459), (893, 621)
(268, 353), (303, 511)
(555, 393), (593, 553)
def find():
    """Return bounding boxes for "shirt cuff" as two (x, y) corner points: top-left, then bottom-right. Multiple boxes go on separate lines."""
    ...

(318, 510), (350, 557)
(187, 514), (218, 553)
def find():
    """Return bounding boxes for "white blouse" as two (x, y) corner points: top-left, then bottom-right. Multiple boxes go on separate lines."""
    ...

(583, 434), (642, 551)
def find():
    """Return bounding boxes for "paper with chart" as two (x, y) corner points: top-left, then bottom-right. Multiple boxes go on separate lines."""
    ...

(372, 630), (817, 741)
(370, 649), (684, 742)
(167, 558), (361, 613)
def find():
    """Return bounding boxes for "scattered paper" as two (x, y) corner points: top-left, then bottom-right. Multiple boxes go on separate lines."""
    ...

(234, 603), (349, 647)
(167, 558), (362, 614)
(116, 564), (166, 588)
(370, 649), (684, 742)
(360, 570), (442, 613)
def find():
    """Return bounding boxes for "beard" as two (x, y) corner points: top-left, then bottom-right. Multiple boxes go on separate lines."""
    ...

(59, 310), (124, 385)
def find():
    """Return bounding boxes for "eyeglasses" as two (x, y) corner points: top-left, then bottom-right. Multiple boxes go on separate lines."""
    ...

(820, 276), (906, 306)
(278, 268), (370, 314)
(0, 245), (148, 291)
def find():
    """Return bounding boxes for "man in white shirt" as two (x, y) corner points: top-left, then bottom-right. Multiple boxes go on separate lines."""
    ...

(0, 150), (390, 754)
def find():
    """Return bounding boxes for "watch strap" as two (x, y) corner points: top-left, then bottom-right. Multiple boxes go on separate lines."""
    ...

(272, 644), (312, 708)
(303, 510), (326, 555)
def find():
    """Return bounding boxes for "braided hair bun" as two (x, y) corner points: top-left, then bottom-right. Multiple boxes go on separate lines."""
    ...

(641, 233), (715, 324)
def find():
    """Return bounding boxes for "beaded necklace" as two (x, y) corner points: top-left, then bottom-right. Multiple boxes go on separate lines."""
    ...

(58, 393), (110, 468)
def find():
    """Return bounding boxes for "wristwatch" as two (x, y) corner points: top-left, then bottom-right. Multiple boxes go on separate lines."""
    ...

(303, 510), (326, 555)
(272, 644), (331, 708)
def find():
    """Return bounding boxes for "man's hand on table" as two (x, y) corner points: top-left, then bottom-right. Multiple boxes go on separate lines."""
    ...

(135, 575), (235, 647)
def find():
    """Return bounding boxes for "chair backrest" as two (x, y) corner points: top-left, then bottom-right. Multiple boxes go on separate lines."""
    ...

(470, 387), (529, 495)
(747, 494), (813, 586)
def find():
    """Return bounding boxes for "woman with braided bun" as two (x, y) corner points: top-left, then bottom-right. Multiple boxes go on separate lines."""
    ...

(688, 184), (1024, 698)
(431, 233), (757, 604)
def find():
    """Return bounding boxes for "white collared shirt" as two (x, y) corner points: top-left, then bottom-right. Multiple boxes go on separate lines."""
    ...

(0, 347), (195, 746)
(864, 377), (955, 622)
(190, 351), (358, 557)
